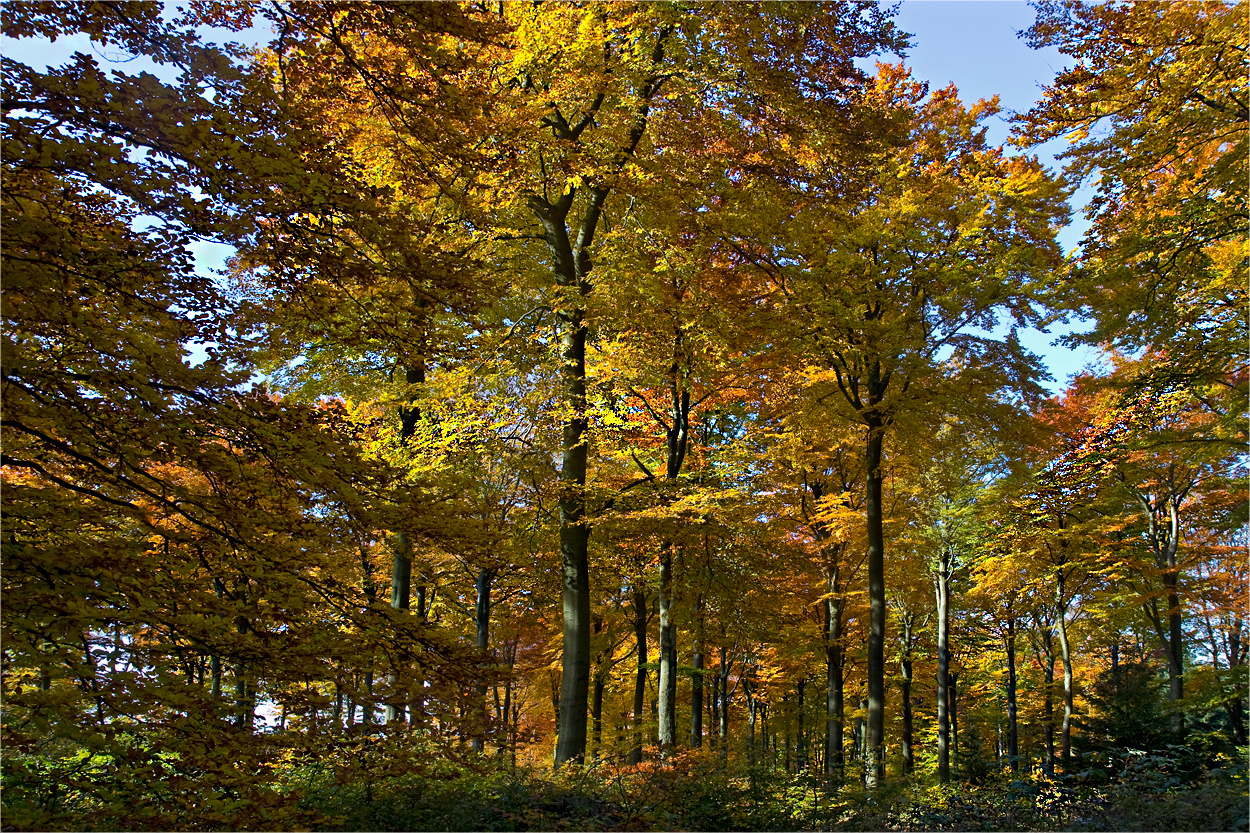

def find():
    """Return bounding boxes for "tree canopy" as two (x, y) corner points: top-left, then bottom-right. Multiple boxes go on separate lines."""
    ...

(2, 3), (1246, 831)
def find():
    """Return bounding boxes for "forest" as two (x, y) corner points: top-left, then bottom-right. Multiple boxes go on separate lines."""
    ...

(1, 1), (1246, 830)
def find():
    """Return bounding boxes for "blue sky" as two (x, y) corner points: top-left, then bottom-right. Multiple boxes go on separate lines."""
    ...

(879, 1), (1103, 387)
(2, 1), (1102, 389)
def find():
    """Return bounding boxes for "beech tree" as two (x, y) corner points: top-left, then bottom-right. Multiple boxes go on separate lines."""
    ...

(736, 65), (1068, 785)
(5, 4), (1246, 826)
(1016, 0), (1248, 430)
(1, 5), (470, 825)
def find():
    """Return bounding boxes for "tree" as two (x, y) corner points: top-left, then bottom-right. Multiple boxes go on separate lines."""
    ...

(1045, 367), (1247, 737)
(1017, 0), (1248, 422)
(743, 65), (1068, 785)
(1, 5), (471, 825)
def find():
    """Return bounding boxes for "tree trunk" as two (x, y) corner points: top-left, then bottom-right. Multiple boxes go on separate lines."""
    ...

(1055, 570), (1073, 771)
(656, 365), (689, 750)
(1038, 633), (1055, 776)
(471, 567), (494, 753)
(233, 599), (251, 729)
(936, 547), (952, 784)
(210, 653), (222, 700)
(784, 693), (792, 772)
(1136, 490), (1189, 738)
(949, 670), (958, 768)
(362, 667), (374, 729)
(691, 594), (704, 748)
(1164, 570), (1185, 736)
(388, 358), (424, 725)
(658, 546), (678, 748)
(543, 26), (668, 761)
(410, 584), (427, 727)
(900, 625), (914, 776)
(745, 678), (756, 765)
(592, 673), (604, 758)
(1226, 617), (1247, 746)
(864, 420), (886, 788)
(797, 678), (807, 771)
(555, 304), (591, 764)
(590, 614), (605, 758)
(718, 645), (730, 763)
(826, 563), (846, 779)
(857, 696), (869, 779)
(1006, 617), (1019, 772)
(631, 584), (648, 764)
(711, 662), (721, 751)
(386, 536), (411, 725)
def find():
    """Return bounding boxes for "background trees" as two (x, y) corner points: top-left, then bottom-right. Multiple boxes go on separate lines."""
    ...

(1016, 0), (1248, 429)
(2, 2), (1245, 830)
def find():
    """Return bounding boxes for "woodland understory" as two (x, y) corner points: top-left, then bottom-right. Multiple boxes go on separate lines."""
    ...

(1, 2), (1246, 831)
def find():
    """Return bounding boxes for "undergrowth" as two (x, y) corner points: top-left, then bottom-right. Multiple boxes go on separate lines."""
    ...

(286, 743), (1248, 832)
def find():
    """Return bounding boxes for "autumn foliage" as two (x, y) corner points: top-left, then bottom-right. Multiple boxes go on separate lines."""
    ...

(1, 2), (1245, 831)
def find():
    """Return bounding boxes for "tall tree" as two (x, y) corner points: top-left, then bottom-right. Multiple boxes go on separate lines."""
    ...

(1017, 0), (1248, 424)
(744, 65), (1067, 785)
(0, 4), (467, 824)
(489, 2), (904, 762)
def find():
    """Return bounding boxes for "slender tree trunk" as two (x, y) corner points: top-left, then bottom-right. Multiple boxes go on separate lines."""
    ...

(718, 645), (730, 763)
(949, 670), (959, 768)
(760, 702), (770, 767)
(711, 661), (721, 751)
(656, 368), (688, 750)
(691, 594), (704, 748)
(471, 567), (494, 752)
(784, 693), (792, 772)
(592, 674), (604, 758)
(389, 358), (424, 724)
(501, 639), (516, 758)
(591, 614), (605, 758)
(1056, 624), (1073, 769)
(210, 577), (225, 703)
(1227, 619), (1247, 745)
(1006, 617), (1019, 772)
(362, 667), (375, 730)
(1040, 640), (1055, 776)
(386, 538), (410, 725)
(233, 596), (251, 729)
(745, 678), (756, 765)
(857, 696), (869, 779)
(346, 679), (356, 734)
(864, 419), (887, 788)
(826, 563), (845, 779)
(631, 585), (648, 764)
(797, 678), (807, 770)
(410, 584), (427, 727)
(658, 546), (678, 748)
(210, 654), (222, 700)
(1055, 570), (1073, 771)
(900, 626), (914, 776)
(1163, 570), (1185, 736)
(936, 548), (952, 784)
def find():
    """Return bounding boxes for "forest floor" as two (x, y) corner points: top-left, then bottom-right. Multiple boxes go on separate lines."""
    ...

(288, 745), (1249, 832)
